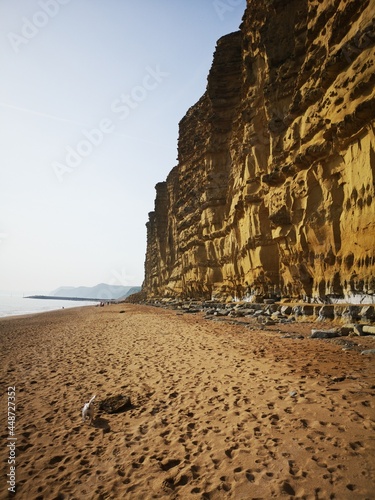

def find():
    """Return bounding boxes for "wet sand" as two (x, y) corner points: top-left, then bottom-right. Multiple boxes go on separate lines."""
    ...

(0, 303), (374, 499)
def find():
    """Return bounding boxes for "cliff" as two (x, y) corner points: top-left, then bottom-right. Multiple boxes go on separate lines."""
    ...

(144, 0), (375, 303)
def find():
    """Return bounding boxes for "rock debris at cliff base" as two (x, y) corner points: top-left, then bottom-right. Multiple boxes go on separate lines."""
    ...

(144, 0), (375, 303)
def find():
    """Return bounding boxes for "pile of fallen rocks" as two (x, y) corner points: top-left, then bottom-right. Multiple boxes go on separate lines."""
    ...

(145, 298), (375, 327)
(142, 298), (375, 354)
(310, 324), (375, 338)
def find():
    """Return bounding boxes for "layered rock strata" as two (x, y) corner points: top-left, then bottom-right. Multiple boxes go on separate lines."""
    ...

(144, 0), (375, 302)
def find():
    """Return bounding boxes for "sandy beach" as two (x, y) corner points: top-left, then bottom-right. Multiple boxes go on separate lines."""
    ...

(0, 303), (374, 499)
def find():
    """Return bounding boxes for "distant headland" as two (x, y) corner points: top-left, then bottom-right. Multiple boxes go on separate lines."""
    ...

(26, 283), (141, 302)
(26, 295), (104, 302)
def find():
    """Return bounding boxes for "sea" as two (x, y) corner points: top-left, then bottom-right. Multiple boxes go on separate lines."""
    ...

(0, 295), (98, 319)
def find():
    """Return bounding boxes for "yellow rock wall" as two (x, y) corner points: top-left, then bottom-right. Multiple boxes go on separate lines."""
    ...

(144, 0), (375, 302)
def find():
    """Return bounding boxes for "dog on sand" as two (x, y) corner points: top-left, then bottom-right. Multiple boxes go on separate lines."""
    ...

(82, 395), (96, 424)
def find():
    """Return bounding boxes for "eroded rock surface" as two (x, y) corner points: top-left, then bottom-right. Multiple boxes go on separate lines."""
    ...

(144, 0), (375, 302)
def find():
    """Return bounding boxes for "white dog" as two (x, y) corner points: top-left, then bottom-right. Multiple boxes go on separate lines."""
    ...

(82, 395), (96, 424)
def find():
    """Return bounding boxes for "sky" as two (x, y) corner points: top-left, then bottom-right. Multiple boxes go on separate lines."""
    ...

(0, 0), (246, 294)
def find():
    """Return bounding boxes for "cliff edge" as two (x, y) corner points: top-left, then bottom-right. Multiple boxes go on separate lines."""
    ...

(144, 0), (375, 303)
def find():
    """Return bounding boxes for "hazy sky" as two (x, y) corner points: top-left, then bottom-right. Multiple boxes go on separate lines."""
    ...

(0, 0), (246, 293)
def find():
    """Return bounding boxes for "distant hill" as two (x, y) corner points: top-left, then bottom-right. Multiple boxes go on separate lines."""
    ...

(50, 283), (139, 300)
(118, 286), (142, 300)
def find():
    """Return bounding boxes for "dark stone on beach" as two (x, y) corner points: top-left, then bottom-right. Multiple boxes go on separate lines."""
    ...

(183, 308), (201, 314)
(339, 324), (356, 336)
(214, 309), (229, 317)
(264, 320), (276, 326)
(254, 310), (265, 317)
(240, 308), (257, 316)
(340, 323), (363, 336)
(203, 302), (222, 309)
(99, 395), (132, 414)
(204, 308), (216, 316)
(229, 310), (245, 317)
(310, 328), (340, 339)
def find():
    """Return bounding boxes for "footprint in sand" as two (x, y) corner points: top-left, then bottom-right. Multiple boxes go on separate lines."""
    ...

(245, 470), (256, 482)
(160, 458), (181, 471)
(280, 480), (296, 495)
(49, 455), (64, 465)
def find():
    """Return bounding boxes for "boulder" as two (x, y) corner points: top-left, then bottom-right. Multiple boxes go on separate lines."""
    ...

(362, 325), (375, 335)
(214, 309), (229, 317)
(183, 308), (201, 314)
(229, 310), (245, 317)
(99, 395), (132, 414)
(264, 319), (276, 326)
(204, 308), (216, 316)
(242, 308), (257, 316)
(340, 324), (363, 336)
(310, 328), (340, 339)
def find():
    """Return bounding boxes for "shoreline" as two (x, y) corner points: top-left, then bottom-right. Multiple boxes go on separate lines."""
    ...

(0, 305), (95, 321)
(0, 300), (98, 321)
(1, 303), (374, 499)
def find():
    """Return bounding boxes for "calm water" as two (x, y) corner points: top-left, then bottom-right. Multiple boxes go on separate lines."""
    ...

(0, 295), (97, 318)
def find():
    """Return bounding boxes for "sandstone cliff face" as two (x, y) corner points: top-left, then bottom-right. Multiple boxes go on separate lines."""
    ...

(144, 0), (375, 302)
